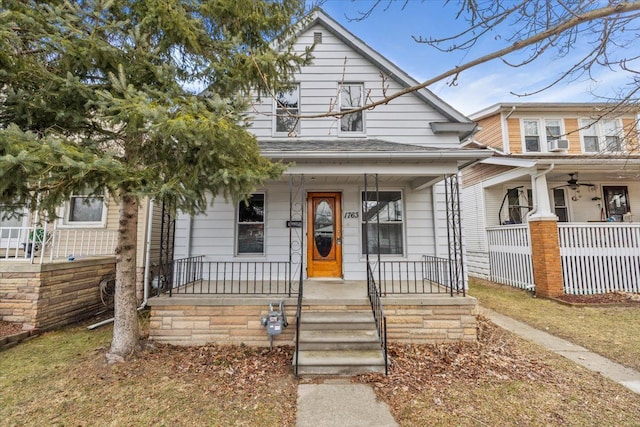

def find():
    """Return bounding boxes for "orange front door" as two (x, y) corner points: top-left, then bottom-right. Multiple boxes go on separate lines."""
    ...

(307, 192), (342, 278)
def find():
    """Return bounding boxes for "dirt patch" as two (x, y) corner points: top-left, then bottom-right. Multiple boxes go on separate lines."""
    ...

(554, 291), (640, 306)
(0, 321), (23, 338)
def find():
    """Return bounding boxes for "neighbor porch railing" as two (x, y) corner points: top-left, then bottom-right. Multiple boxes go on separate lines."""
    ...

(486, 225), (535, 290)
(1, 226), (117, 262)
(374, 256), (463, 295)
(158, 257), (299, 296)
(559, 223), (640, 294)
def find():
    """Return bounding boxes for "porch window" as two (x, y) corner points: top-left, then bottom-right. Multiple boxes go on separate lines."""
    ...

(274, 85), (299, 135)
(553, 189), (568, 222)
(506, 187), (531, 224)
(339, 83), (364, 133)
(603, 186), (630, 222)
(580, 118), (624, 153)
(361, 191), (403, 255)
(1, 205), (27, 239)
(523, 120), (540, 152)
(237, 193), (265, 254)
(64, 187), (106, 226)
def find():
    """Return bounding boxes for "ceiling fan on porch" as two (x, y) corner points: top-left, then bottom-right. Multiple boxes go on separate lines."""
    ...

(553, 172), (595, 190)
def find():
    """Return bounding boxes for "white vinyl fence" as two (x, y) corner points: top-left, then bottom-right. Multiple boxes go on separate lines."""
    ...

(559, 223), (640, 294)
(486, 225), (535, 290)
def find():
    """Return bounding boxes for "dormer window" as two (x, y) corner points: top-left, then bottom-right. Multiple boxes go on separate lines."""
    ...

(339, 83), (364, 134)
(274, 85), (299, 135)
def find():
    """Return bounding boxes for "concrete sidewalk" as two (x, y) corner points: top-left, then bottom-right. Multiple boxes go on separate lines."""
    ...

(297, 379), (398, 427)
(480, 307), (640, 394)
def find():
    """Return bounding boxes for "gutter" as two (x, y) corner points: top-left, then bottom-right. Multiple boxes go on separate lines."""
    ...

(261, 149), (493, 161)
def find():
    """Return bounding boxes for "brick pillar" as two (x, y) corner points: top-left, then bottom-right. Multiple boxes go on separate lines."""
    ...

(528, 219), (563, 298)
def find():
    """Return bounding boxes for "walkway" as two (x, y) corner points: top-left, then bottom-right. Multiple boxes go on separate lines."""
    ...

(480, 307), (640, 395)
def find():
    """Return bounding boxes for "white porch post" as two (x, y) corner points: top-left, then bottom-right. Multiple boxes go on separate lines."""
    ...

(527, 168), (557, 220)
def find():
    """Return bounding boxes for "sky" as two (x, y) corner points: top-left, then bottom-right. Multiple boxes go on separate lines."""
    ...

(318, 0), (632, 116)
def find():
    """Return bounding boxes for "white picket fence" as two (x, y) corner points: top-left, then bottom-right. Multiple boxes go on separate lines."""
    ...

(0, 226), (117, 262)
(559, 223), (640, 294)
(486, 225), (535, 290)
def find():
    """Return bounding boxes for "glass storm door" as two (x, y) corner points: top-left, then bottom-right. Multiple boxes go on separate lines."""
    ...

(307, 192), (342, 278)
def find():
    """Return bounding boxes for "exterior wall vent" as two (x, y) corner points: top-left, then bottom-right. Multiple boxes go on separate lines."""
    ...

(314, 32), (322, 44)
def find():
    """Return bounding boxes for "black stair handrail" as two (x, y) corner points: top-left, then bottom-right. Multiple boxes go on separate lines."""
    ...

(294, 266), (304, 377)
(367, 262), (388, 375)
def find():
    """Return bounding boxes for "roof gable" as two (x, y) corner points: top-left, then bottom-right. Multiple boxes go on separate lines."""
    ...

(298, 9), (471, 126)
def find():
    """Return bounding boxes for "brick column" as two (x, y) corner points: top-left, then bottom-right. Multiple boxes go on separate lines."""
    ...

(528, 219), (563, 298)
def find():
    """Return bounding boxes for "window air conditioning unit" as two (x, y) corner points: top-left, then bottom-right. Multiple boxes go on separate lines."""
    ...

(548, 139), (569, 152)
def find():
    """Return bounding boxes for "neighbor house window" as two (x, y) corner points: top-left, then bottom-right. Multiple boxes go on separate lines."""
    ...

(580, 118), (624, 153)
(339, 83), (364, 133)
(237, 193), (265, 254)
(506, 187), (532, 224)
(523, 120), (540, 152)
(603, 186), (630, 222)
(553, 188), (568, 222)
(64, 187), (106, 225)
(0, 205), (27, 239)
(361, 191), (403, 255)
(274, 86), (299, 135)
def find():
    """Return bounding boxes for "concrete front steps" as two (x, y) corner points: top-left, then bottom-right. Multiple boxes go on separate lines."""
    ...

(294, 311), (386, 376)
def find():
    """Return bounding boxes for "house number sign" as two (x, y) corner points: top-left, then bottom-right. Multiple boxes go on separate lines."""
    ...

(344, 211), (359, 219)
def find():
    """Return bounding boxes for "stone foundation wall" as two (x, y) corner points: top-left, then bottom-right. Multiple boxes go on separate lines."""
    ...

(148, 297), (298, 347)
(0, 257), (116, 330)
(148, 295), (478, 346)
(383, 296), (478, 343)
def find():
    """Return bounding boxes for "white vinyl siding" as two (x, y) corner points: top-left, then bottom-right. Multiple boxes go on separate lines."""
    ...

(249, 24), (458, 147)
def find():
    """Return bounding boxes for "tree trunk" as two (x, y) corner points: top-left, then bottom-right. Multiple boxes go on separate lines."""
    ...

(108, 194), (140, 361)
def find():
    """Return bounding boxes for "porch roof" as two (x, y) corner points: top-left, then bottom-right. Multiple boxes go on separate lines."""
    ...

(258, 139), (492, 162)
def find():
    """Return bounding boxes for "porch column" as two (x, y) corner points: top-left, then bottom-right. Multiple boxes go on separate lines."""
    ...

(528, 168), (563, 298)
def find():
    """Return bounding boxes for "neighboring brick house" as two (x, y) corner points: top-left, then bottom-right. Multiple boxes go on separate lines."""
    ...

(461, 103), (640, 296)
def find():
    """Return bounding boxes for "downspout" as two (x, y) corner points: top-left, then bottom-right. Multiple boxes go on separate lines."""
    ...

(88, 199), (154, 330)
(525, 164), (554, 221)
(502, 106), (516, 154)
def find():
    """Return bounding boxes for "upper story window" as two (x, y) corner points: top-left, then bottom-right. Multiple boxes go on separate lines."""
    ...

(580, 118), (623, 153)
(63, 187), (106, 227)
(339, 83), (364, 134)
(361, 190), (403, 255)
(274, 86), (299, 135)
(522, 119), (565, 153)
(523, 120), (540, 152)
(237, 193), (265, 255)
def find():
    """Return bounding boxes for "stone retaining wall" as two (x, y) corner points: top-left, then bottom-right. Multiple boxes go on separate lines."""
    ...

(0, 257), (115, 330)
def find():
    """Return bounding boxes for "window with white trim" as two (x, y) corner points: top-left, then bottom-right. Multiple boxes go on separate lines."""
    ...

(553, 188), (568, 222)
(237, 193), (265, 254)
(274, 86), (299, 135)
(361, 190), (403, 255)
(64, 187), (106, 226)
(523, 120), (540, 152)
(339, 83), (364, 133)
(580, 118), (624, 153)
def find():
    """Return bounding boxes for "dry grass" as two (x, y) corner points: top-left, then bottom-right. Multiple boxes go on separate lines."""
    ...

(469, 278), (640, 371)
(0, 315), (297, 427)
(358, 317), (640, 426)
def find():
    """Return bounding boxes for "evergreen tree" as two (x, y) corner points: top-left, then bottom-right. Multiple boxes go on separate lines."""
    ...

(0, 0), (309, 360)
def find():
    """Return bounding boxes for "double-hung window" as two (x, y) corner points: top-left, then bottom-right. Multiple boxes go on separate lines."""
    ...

(237, 193), (265, 255)
(361, 191), (403, 255)
(64, 187), (106, 226)
(580, 118), (624, 153)
(553, 189), (569, 222)
(523, 120), (540, 152)
(339, 83), (364, 133)
(274, 86), (299, 135)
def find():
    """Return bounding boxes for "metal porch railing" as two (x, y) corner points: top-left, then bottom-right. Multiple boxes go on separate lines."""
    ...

(156, 257), (299, 296)
(374, 256), (464, 295)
